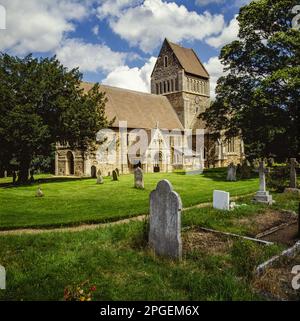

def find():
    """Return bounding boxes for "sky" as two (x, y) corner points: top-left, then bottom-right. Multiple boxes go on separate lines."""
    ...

(0, 0), (253, 97)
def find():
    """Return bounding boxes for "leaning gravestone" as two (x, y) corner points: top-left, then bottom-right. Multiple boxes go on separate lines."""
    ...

(284, 158), (299, 194)
(115, 168), (120, 176)
(149, 180), (182, 260)
(227, 163), (237, 181)
(112, 170), (118, 181)
(253, 161), (273, 204)
(213, 190), (230, 210)
(134, 167), (144, 189)
(36, 186), (44, 197)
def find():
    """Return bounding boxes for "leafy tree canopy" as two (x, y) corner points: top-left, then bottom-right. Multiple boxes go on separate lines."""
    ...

(0, 54), (109, 182)
(201, 0), (300, 161)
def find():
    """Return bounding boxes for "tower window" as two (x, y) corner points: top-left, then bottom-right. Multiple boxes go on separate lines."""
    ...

(156, 83), (159, 94)
(167, 80), (170, 92)
(164, 56), (168, 68)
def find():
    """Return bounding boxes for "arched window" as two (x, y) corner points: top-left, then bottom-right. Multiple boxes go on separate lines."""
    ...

(164, 56), (168, 67)
(160, 82), (163, 94)
(175, 78), (179, 91)
(163, 81), (166, 93)
(171, 79), (174, 92)
(156, 83), (159, 94)
(167, 80), (170, 92)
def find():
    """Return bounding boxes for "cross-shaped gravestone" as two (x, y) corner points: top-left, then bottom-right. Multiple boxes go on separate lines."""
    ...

(290, 158), (299, 189)
(149, 180), (182, 260)
(134, 167), (144, 189)
(253, 161), (273, 204)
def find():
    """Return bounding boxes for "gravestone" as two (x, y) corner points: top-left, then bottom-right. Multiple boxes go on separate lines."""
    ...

(285, 158), (300, 194)
(0, 265), (5, 290)
(115, 168), (120, 176)
(96, 169), (104, 184)
(253, 161), (273, 204)
(134, 167), (144, 189)
(149, 180), (182, 260)
(227, 163), (237, 181)
(213, 190), (230, 210)
(12, 171), (17, 184)
(29, 170), (34, 184)
(4, 170), (7, 178)
(36, 186), (44, 197)
(112, 170), (118, 181)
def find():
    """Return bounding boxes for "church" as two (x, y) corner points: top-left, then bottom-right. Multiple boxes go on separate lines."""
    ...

(55, 39), (244, 177)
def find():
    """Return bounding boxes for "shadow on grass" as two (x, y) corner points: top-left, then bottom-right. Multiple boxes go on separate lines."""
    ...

(0, 176), (94, 189)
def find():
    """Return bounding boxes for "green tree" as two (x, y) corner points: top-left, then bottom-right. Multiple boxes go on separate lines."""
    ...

(0, 54), (109, 183)
(201, 0), (300, 161)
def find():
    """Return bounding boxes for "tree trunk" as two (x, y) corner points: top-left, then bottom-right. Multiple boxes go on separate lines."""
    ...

(18, 158), (31, 184)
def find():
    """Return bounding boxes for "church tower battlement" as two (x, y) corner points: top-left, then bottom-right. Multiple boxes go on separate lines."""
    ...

(151, 39), (210, 131)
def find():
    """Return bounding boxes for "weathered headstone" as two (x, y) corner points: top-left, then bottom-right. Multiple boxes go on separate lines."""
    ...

(285, 158), (300, 194)
(112, 170), (118, 181)
(36, 186), (44, 197)
(115, 168), (120, 176)
(227, 163), (237, 181)
(213, 190), (230, 210)
(134, 167), (144, 189)
(0, 265), (5, 290)
(97, 175), (104, 185)
(4, 170), (7, 178)
(96, 169), (103, 184)
(149, 180), (182, 260)
(253, 161), (273, 204)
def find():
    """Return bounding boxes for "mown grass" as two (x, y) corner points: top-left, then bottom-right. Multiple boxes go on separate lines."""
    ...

(0, 170), (259, 229)
(1, 185), (297, 301)
(0, 220), (282, 301)
(182, 192), (299, 235)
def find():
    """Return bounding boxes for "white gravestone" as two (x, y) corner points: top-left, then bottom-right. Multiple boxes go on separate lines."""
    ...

(213, 190), (230, 210)
(149, 180), (182, 260)
(0, 265), (5, 290)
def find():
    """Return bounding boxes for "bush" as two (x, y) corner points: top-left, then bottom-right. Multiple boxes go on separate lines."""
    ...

(266, 166), (289, 192)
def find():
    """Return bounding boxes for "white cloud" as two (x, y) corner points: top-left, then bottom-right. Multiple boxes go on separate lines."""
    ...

(206, 15), (239, 48)
(102, 57), (157, 92)
(97, 0), (141, 18)
(204, 56), (226, 98)
(56, 39), (127, 73)
(92, 25), (100, 36)
(97, 0), (225, 53)
(0, 0), (90, 54)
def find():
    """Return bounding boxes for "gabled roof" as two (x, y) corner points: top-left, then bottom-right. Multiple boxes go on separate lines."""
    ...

(167, 39), (209, 79)
(81, 82), (184, 131)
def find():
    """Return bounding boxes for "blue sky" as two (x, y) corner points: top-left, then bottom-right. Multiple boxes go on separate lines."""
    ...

(0, 0), (252, 96)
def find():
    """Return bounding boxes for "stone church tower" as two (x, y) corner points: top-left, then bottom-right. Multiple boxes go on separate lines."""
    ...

(151, 39), (210, 131)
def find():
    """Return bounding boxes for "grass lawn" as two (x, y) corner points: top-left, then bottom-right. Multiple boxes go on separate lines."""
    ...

(0, 219), (282, 301)
(0, 169), (259, 230)
(0, 183), (298, 301)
